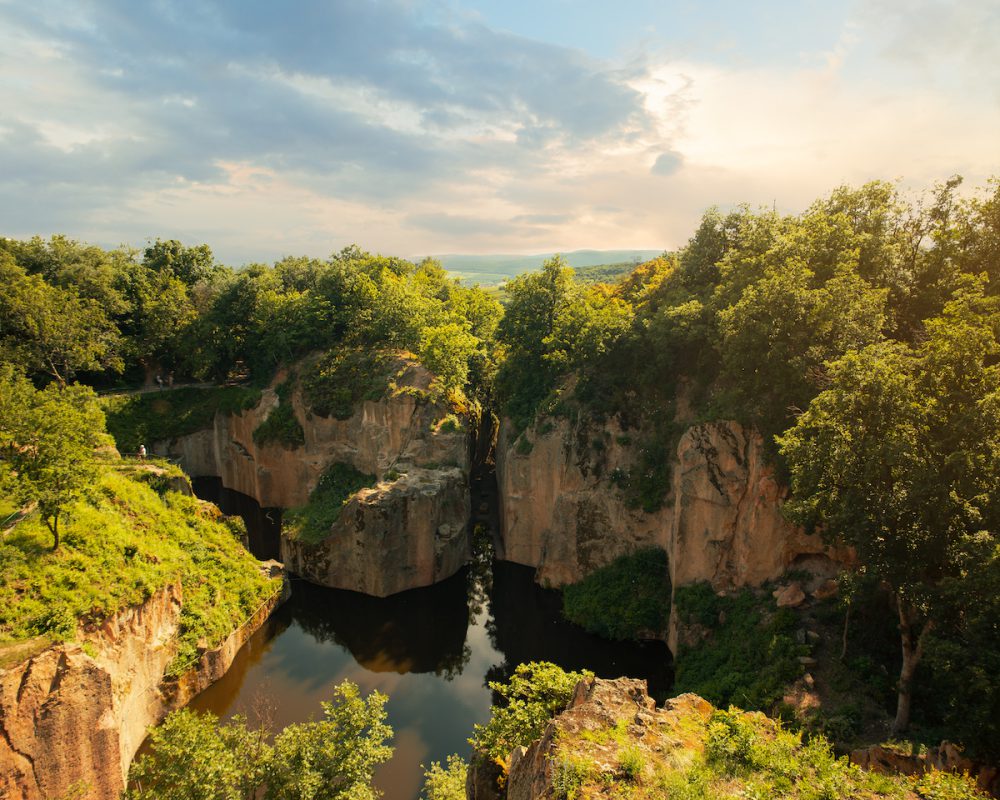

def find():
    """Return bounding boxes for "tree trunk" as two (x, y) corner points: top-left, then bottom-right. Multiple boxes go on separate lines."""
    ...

(892, 596), (933, 735)
(45, 511), (60, 551)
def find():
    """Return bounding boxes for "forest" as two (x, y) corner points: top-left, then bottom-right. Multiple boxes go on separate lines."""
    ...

(2, 175), (999, 799)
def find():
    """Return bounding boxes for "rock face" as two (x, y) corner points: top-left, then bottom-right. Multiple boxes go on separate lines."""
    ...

(504, 678), (714, 800)
(499, 417), (837, 588)
(497, 416), (670, 587)
(0, 572), (287, 800)
(281, 467), (471, 596)
(157, 357), (473, 595)
(497, 415), (844, 648)
(157, 360), (469, 510)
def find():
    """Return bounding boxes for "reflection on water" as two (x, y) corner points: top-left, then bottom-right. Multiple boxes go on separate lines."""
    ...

(185, 485), (673, 800)
(192, 477), (282, 560)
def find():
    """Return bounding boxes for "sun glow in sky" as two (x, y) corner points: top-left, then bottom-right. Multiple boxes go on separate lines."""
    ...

(1, 0), (998, 265)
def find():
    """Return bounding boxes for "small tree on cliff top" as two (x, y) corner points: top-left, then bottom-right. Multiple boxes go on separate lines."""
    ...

(777, 281), (1000, 733)
(0, 366), (107, 549)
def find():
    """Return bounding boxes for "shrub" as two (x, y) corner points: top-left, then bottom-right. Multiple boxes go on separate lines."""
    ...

(102, 386), (261, 454)
(673, 583), (805, 711)
(562, 548), (670, 640)
(252, 380), (305, 448)
(471, 662), (593, 764)
(421, 754), (468, 800)
(302, 348), (394, 419)
(283, 462), (376, 544)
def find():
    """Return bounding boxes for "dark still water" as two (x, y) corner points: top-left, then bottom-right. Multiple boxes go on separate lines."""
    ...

(186, 487), (672, 800)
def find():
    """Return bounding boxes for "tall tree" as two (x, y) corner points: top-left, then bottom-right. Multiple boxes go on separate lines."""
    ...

(777, 281), (1000, 732)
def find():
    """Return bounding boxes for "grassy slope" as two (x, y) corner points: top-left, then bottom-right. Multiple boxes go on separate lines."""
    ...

(0, 465), (278, 675)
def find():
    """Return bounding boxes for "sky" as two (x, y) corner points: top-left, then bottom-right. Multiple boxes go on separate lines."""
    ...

(1, 0), (998, 266)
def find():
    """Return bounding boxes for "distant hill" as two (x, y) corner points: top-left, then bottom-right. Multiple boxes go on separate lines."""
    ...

(431, 249), (663, 285)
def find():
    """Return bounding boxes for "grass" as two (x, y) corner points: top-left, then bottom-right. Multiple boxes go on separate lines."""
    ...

(546, 694), (987, 800)
(673, 582), (806, 712)
(562, 548), (670, 640)
(102, 386), (262, 453)
(302, 348), (396, 419)
(0, 466), (278, 676)
(252, 379), (305, 448)
(283, 462), (377, 544)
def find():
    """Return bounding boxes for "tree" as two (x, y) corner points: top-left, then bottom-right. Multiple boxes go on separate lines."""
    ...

(143, 239), (216, 286)
(125, 682), (393, 800)
(777, 282), (1000, 733)
(420, 755), (467, 800)
(0, 367), (107, 549)
(124, 709), (268, 800)
(418, 322), (478, 398)
(0, 255), (122, 383)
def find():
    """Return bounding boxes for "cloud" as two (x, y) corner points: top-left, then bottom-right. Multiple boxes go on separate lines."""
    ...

(651, 151), (683, 176)
(0, 0), (997, 263)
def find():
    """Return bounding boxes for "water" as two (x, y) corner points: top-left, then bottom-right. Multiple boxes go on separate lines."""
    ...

(185, 484), (673, 800)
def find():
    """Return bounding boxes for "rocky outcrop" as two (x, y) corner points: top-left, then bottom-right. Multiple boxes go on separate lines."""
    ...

(0, 569), (287, 800)
(504, 679), (714, 800)
(157, 357), (473, 595)
(281, 467), (471, 596)
(851, 743), (1000, 796)
(157, 359), (469, 510)
(499, 416), (837, 591)
(497, 416), (670, 587)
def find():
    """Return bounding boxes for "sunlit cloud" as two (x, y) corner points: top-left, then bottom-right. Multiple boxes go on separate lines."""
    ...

(0, 0), (996, 264)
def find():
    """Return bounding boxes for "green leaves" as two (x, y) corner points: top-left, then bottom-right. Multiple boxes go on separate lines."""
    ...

(125, 682), (393, 800)
(470, 662), (592, 763)
(0, 367), (108, 547)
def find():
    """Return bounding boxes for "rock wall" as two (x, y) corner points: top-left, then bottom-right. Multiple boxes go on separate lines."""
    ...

(497, 416), (670, 587)
(497, 415), (840, 603)
(157, 358), (473, 595)
(157, 360), (469, 510)
(281, 467), (471, 597)
(0, 570), (287, 800)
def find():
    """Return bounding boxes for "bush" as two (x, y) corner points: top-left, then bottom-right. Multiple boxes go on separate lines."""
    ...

(252, 380), (305, 448)
(471, 662), (593, 764)
(302, 348), (394, 419)
(562, 548), (670, 640)
(421, 754), (468, 800)
(283, 462), (376, 544)
(102, 386), (261, 454)
(673, 583), (805, 711)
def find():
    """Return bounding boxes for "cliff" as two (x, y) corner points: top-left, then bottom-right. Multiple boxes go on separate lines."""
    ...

(156, 357), (473, 595)
(157, 359), (469, 510)
(497, 415), (843, 649)
(281, 467), (470, 596)
(495, 678), (986, 799)
(0, 568), (287, 800)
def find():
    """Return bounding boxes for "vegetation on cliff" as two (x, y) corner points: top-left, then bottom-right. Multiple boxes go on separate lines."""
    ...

(562, 548), (670, 640)
(470, 661), (593, 764)
(672, 583), (805, 711)
(283, 462), (378, 544)
(0, 377), (277, 671)
(102, 385), (262, 454)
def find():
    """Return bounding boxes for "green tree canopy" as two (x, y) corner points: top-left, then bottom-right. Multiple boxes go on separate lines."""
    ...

(777, 281), (1000, 732)
(0, 366), (108, 549)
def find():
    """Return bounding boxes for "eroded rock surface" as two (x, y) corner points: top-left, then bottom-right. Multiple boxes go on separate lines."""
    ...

(0, 570), (287, 800)
(281, 467), (470, 596)
(498, 416), (838, 592)
(157, 359), (468, 510)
